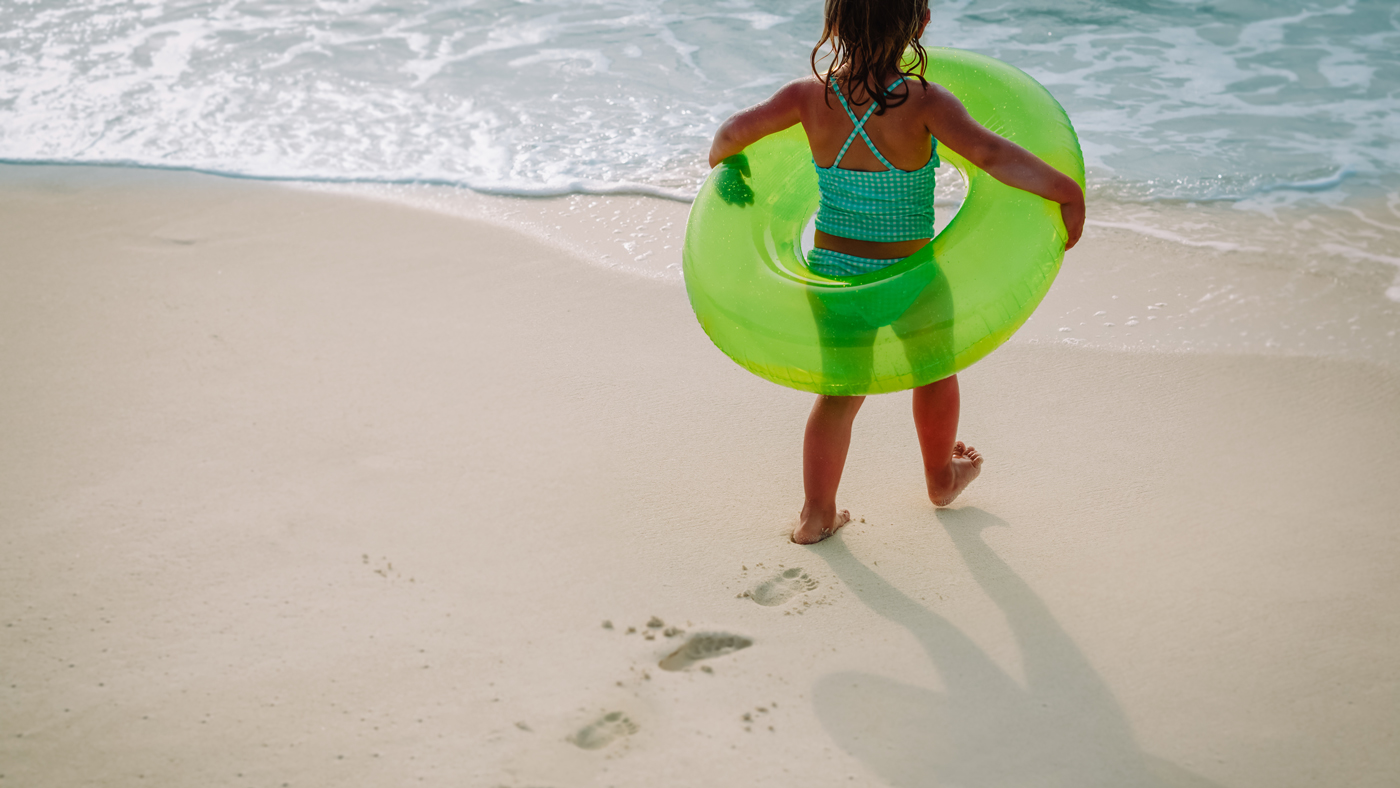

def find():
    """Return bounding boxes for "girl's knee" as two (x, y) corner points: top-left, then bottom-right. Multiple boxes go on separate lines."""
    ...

(916, 374), (957, 393)
(816, 393), (866, 415)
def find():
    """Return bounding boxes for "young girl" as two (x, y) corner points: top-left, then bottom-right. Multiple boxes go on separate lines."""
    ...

(708, 0), (1085, 544)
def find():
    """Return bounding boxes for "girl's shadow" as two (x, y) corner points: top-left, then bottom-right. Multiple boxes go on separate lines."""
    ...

(811, 507), (1219, 788)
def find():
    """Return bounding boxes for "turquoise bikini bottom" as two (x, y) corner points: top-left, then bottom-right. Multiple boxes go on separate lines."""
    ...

(805, 247), (939, 328)
(805, 247), (901, 277)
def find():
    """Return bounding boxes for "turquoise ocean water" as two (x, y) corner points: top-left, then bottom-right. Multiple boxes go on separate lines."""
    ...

(4, 0), (1396, 199)
(3, 0), (1400, 328)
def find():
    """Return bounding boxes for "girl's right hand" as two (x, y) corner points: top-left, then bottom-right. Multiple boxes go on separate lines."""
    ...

(1061, 196), (1085, 250)
(922, 83), (1085, 251)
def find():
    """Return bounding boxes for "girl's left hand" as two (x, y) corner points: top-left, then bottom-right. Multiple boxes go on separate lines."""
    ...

(715, 154), (754, 207)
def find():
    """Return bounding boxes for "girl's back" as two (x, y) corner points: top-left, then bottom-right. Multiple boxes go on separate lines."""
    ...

(791, 72), (943, 262)
(798, 75), (937, 174)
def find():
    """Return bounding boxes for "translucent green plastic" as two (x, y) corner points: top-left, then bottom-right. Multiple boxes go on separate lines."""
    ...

(682, 48), (1085, 395)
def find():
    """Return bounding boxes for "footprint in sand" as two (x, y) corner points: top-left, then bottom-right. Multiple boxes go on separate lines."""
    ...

(568, 711), (638, 750)
(748, 567), (818, 607)
(658, 632), (753, 671)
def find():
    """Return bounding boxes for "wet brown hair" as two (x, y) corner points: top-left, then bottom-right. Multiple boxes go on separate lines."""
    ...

(811, 0), (930, 114)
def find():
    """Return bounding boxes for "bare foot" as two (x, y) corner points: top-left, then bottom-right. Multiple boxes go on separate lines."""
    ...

(929, 441), (984, 507)
(791, 508), (851, 545)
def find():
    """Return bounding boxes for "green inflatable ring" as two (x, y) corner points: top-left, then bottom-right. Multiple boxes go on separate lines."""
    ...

(682, 48), (1084, 395)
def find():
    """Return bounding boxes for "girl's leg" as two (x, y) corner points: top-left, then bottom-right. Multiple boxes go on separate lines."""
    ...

(890, 264), (954, 386)
(795, 394), (865, 544)
(807, 289), (877, 385)
(913, 375), (983, 506)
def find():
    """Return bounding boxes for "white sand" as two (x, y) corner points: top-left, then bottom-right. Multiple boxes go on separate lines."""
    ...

(2, 165), (1398, 787)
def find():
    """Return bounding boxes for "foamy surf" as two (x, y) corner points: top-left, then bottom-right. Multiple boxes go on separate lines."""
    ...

(4, 0), (1395, 205)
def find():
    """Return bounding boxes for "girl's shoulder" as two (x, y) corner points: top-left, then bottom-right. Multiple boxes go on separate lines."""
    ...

(775, 74), (830, 102)
(763, 75), (836, 120)
(770, 74), (959, 121)
(897, 78), (969, 127)
(902, 77), (956, 107)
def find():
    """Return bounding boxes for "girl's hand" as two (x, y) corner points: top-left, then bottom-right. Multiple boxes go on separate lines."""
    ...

(715, 154), (754, 207)
(922, 83), (1085, 250)
(1061, 196), (1085, 250)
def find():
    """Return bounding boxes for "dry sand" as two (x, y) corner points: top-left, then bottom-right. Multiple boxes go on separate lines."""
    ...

(2, 164), (1398, 787)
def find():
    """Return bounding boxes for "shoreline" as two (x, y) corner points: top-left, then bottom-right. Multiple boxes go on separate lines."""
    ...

(297, 171), (1400, 368)
(2, 164), (1398, 787)
(6, 160), (1396, 367)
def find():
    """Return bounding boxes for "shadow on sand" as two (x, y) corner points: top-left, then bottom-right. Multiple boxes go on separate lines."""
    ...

(810, 507), (1220, 788)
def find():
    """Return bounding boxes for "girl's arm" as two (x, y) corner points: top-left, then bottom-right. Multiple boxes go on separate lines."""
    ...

(708, 81), (806, 167)
(924, 85), (1086, 249)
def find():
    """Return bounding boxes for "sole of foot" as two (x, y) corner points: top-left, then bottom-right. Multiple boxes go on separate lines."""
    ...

(930, 441), (984, 507)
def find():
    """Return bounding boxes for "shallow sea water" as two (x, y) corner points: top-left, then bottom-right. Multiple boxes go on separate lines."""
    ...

(2, 0), (1398, 354)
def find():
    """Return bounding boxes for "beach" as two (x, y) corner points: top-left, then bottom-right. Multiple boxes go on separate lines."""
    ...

(2, 164), (1398, 786)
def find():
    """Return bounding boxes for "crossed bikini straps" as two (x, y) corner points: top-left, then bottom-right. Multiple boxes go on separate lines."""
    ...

(829, 75), (910, 171)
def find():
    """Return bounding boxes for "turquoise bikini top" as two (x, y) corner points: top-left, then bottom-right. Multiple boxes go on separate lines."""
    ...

(814, 76), (939, 244)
